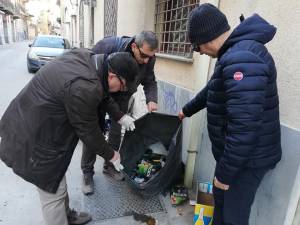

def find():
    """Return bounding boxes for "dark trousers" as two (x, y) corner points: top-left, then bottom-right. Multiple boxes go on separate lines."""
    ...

(81, 119), (122, 175)
(212, 166), (270, 225)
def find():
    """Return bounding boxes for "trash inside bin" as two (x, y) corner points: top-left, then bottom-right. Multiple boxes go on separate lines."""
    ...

(130, 143), (167, 184)
(120, 112), (182, 197)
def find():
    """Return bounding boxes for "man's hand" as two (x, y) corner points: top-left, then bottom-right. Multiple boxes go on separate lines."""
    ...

(147, 101), (158, 112)
(214, 177), (230, 191)
(118, 115), (135, 131)
(109, 151), (124, 172)
(178, 110), (185, 121)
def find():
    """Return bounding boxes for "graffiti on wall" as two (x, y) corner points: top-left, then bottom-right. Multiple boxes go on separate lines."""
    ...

(161, 89), (179, 115)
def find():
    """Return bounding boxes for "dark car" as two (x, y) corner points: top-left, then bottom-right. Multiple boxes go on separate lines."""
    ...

(27, 35), (71, 73)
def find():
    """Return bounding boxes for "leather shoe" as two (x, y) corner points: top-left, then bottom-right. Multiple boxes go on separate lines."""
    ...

(67, 208), (92, 225)
(103, 162), (125, 181)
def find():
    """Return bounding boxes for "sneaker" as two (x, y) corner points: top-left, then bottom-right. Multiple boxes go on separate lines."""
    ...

(103, 162), (125, 181)
(67, 208), (92, 225)
(82, 174), (94, 195)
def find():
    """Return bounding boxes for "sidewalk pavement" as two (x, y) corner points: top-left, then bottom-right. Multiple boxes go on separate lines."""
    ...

(0, 141), (194, 225)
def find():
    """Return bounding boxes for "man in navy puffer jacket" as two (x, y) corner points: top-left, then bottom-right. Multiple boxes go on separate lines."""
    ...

(179, 3), (281, 225)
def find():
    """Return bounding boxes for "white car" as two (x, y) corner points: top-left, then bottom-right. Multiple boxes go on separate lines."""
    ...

(27, 35), (71, 73)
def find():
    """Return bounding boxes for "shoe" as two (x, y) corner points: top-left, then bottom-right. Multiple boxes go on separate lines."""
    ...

(82, 174), (94, 195)
(67, 208), (92, 225)
(103, 162), (125, 181)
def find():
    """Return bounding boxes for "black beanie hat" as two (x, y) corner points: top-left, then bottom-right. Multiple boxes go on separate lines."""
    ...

(188, 3), (230, 45)
(107, 52), (138, 92)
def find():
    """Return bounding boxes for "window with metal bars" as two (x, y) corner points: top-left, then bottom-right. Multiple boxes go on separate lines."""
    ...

(104, 0), (118, 37)
(155, 0), (200, 58)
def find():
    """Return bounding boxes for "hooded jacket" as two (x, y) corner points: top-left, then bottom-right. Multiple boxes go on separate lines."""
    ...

(183, 14), (282, 185)
(0, 49), (115, 193)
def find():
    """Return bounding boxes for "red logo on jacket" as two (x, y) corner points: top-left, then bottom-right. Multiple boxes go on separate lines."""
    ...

(233, 72), (244, 81)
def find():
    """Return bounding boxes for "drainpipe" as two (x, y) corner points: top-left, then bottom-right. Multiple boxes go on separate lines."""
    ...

(184, 111), (204, 188)
(184, 0), (220, 189)
(183, 55), (211, 188)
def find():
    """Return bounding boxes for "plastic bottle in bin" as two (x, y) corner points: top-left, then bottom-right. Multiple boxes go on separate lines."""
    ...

(137, 162), (153, 178)
(132, 148), (167, 184)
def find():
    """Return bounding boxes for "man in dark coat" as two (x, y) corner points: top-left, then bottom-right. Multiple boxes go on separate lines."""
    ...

(178, 4), (281, 225)
(0, 49), (138, 225)
(81, 31), (159, 194)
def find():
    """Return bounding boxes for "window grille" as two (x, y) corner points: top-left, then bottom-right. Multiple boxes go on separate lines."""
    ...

(155, 0), (200, 58)
(104, 0), (117, 37)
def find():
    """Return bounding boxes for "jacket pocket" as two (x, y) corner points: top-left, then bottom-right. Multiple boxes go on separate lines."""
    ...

(30, 143), (67, 171)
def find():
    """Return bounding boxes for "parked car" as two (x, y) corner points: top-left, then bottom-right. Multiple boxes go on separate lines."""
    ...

(27, 35), (71, 73)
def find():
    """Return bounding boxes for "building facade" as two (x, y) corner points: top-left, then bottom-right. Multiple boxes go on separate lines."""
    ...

(0, 0), (29, 44)
(0, 9), (5, 44)
(58, 1), (300, 224)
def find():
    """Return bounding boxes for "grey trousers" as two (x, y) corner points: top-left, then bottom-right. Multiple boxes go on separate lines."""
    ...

(37, 175), (69, 225)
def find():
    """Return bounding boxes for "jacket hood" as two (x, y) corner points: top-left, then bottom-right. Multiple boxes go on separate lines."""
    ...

(219, 14), (276, 56)
(117, 36), (134, 52)
(100, 55), (110, 95)
(91, 54), (109, 94)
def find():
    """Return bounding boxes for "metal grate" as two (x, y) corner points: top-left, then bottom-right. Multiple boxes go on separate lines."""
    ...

(81, 173), (165, 221)
(104, 0), (118, 37)
(155, 0), (200, 58)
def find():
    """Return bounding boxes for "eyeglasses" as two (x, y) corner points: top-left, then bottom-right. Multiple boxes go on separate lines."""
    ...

(116, 75), (128, 92)
(192, 43), (200, 52)
(137, 47), (154, 59)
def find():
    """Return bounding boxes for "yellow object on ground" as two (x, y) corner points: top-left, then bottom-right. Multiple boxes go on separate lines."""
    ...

(194, 203), (214, 225)
(193, 182), (214, 225)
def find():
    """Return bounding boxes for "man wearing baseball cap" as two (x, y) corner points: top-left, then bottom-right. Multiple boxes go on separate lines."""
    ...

(0, 49), (138, 225)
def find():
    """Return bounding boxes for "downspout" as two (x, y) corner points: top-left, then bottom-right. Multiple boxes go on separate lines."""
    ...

(184, 0), (220, 188)
(183, 55), (211, 188)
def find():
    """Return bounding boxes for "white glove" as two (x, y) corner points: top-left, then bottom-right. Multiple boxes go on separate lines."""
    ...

(110, 157), (124, 172)
(118, 115), (135, 131)
(109, 151), (124, 172)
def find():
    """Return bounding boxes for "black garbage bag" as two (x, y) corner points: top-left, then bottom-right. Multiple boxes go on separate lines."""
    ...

(120, 112), (182, 197)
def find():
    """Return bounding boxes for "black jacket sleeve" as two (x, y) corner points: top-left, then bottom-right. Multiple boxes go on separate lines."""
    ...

(64, 79), (114, 160)
(141, 58), (158, 103)
(182, 84), (209, 117)
(102, 94), (126, 121)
